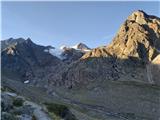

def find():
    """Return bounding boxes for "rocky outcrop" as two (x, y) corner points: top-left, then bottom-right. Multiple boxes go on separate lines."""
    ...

(61, 48), (84, 64)
(1, 38), (25, 51)
(152, 54), (160, 64)
(1, 92), (52, 120)
(60, 43), (91, 64)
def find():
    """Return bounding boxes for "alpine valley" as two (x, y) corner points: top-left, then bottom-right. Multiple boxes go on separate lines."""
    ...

(1, 10), (160, 120)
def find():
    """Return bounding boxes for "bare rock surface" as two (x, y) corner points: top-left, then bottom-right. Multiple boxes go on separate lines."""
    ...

(1, 92), (52, 120)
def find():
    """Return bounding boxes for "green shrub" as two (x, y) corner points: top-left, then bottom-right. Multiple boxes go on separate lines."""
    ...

(13, 98), (24, 107)
(32, 115), (37, 120)
(44, 103), (68, 117)
(44, 102), (77, 120)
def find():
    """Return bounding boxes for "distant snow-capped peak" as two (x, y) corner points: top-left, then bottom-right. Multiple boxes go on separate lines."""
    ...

(44, 43), (91, 60)
(60, 43), (91, 51)
(71, 43), (91, 51)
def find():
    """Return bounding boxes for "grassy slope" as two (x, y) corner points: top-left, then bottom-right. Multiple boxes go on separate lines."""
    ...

(2, 71), (160, 120)
(1, 73), (125, 120)
(53, 80), (160, 120)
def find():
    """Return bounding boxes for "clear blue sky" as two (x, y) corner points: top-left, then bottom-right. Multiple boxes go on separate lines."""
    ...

(2, 1), (160, 48)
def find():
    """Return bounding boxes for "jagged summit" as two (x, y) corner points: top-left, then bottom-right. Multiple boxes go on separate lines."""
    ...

(58, 43), (89, 63)
(60, 43), (91, 52)
(127, 10), (149, 24)
(1, 38), (26, 50)
(82, 10), (160, 61)
(72, 42), (91, 51)
(25, 37), (34, 44)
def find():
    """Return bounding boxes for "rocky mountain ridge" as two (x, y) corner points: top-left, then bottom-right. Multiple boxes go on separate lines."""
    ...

(1, 10), (160, 88)
(1, 38), (91, 86)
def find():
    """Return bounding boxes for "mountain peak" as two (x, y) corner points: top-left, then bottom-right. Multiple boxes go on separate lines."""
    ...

(130, 10), (148, 17)
(25, 38), (34, 44)
(127, 10), (149, 25)
(72, 42), (91, 51)
(82, 10), (160, 61)
(1, 38), (26, 50)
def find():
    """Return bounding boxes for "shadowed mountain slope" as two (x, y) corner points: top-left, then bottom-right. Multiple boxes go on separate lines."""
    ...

(1, 38), (66, 85)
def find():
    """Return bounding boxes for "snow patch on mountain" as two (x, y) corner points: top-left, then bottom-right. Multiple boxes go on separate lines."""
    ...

(24, 80), (30, 84)
(44, 43), (91, 60)
(44, 48), (66, 60)
(60, 45), (69, 50)
(72, 44), (79, 50)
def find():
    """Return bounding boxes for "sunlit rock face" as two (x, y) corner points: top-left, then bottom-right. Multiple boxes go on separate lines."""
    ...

(82, 10), (160, 61)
